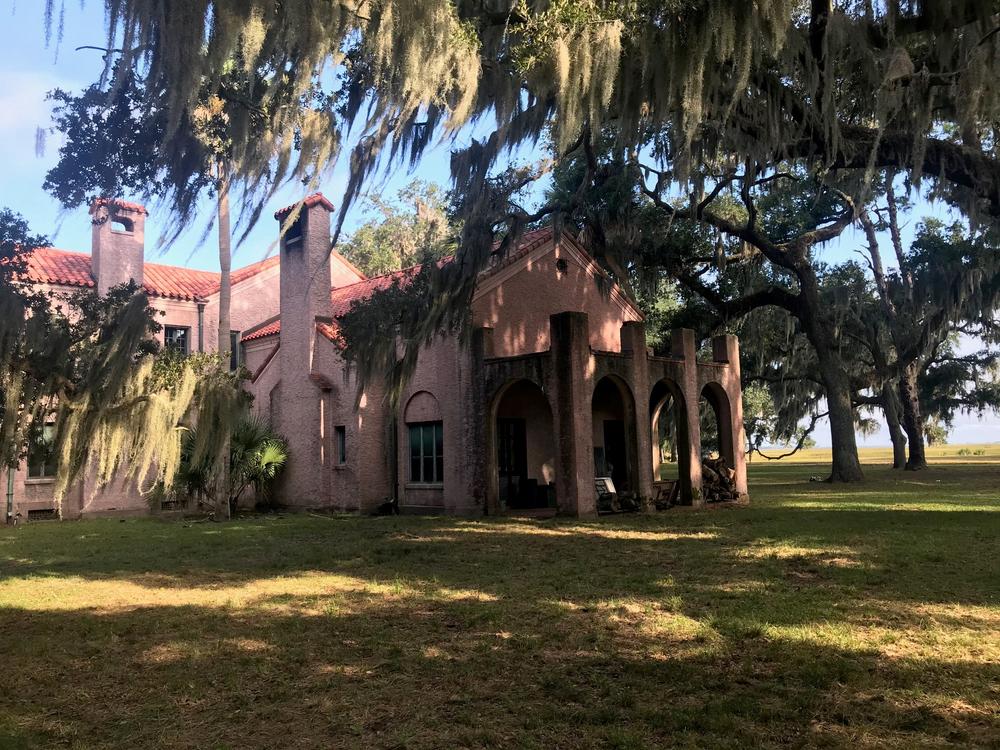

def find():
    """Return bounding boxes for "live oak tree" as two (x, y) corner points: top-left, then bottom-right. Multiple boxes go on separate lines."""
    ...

(34, 1), (993, 235)
(45, 1), (1000, 475)
(339, 181), (456, 277)
(856, 211), (1000, 468)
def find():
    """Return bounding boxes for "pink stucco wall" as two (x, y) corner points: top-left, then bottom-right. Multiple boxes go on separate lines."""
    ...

(472, 238), (643, 358)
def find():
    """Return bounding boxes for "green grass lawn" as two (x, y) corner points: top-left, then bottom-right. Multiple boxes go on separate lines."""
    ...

(1, 447), (998, 749)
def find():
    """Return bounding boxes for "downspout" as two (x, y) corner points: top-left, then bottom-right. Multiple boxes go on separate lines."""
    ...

(197, 302), (205, 353)
(6, 466), (14, 524)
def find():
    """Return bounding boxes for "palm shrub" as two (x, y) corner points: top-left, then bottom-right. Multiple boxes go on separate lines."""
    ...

(175, 414), (287, 516)
(228, 415), (288, 514)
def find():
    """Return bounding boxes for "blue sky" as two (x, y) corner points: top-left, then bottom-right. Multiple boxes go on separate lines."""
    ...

(0, 1), (464, 269)
(2, 1), (996, 446)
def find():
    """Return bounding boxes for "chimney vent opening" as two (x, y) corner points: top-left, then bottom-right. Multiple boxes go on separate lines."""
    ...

(111, 217), (134, 234)
(285, 216), (304, 247)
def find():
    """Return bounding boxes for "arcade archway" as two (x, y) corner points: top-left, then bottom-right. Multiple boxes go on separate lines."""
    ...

(492, 380), (557, 510)
(591, 375), (640, 495)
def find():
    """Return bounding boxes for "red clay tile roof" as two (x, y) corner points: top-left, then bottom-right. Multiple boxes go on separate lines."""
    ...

(242, 319), (281, 342)
(91, 198), (149, 215)
(23, 247), (279, 302)
(24, 248), (95, 288)
(142, 262), (219, 300)
(274, 192), (335, 221)
(315, 321), (342, 344)
(330, 268), (416, 318)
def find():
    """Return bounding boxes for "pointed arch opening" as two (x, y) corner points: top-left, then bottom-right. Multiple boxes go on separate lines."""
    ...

(650, 378), (691, 503)
(591, 375), (639, 496)
(491, 379), (557, 511)
(700, 382), (737, 469)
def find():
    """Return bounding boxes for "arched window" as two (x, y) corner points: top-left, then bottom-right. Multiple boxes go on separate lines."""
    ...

(404, 391), (443, 484)
(110, 217), (134, 234)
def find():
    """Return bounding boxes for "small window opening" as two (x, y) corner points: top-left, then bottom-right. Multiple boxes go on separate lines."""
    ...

(335, 426), (346, 465)
(111, 217), (134, 234)
(164, 326), (190, 356)
(555, 258), (569, 273)
(229, 330), (241, 371)
(284, 216), (304, 247)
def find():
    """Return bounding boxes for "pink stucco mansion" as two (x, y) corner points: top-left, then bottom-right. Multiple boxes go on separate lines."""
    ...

(7, 194), (747, 520)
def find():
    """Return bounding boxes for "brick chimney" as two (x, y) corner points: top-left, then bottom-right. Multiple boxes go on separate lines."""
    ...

(275, 193), (335, 506)
(89, 198), (148, 295)
(275, 193), (335, 359)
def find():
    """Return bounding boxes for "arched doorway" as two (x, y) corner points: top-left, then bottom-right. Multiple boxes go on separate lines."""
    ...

(700, 382), (737, 470)
(650, 379), (691, 502)
(591, 376), (639, 495)
(492, 380), (557, 511)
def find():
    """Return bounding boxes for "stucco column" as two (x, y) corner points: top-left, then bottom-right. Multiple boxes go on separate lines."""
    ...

(551, 312), (596, 517)
(672, 329), (704, 506)
(713, 334), (748, 497)
(621, 321), (654, 508)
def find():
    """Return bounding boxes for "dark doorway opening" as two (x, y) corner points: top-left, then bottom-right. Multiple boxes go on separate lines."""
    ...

(601, 420), (628, 491)
(493, 381), (556, 510)
(591, 376), (638, 495)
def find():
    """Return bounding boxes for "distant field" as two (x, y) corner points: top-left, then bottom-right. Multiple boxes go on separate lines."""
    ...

(0, 448), (997, 749)
(762, 442), (1000, 465)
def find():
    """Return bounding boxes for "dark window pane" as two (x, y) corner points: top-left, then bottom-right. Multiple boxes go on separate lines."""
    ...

(422, 425), (434, 457)
(410, 426), (420, 460)
(230, 331), (240, 370)
(411, 457), (421, 482)
(335, 426), (346, 464)
(27, 423), (57, 479)
(423, 456), (434, 481)
(165, 326), (189, 355)
(435, 455), (444, 483)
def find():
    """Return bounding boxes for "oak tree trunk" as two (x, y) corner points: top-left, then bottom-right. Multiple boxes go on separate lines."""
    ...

(898, 365), (927, 470)
(881, 383), (907, 469)
(818, 351), (865, 482)
(797, 262), (865, 482)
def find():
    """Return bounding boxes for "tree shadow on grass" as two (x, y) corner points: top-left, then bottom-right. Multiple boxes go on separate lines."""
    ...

(1, 505), (998, 608)
(1, 588), (997, 750)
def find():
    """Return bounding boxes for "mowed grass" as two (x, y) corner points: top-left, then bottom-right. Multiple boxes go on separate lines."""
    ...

(1, 447), (998, 749)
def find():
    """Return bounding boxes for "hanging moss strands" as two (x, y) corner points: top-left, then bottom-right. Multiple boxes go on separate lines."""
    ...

(38, 1), (1000, 224)
(0, 261), (243, 513)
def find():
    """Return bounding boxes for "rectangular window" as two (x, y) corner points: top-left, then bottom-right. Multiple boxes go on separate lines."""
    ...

(230, 330), (241, 371)
(164, 326), (190, 355)
(27, 422), (57, 479)
(409, 421), (443, 484)
(335, 425), (346, 465)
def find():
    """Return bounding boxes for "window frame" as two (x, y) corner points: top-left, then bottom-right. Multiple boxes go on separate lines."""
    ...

(229, 330), (241, 371)
(334, 425), (347, 465)
(164, 325), (191, 356)
(27, 422), (58, 480)
(408, 421), (444, 485)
